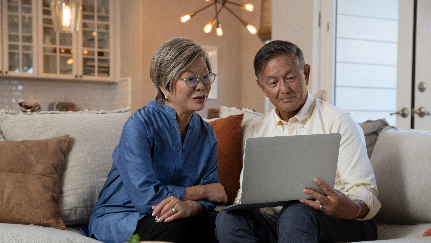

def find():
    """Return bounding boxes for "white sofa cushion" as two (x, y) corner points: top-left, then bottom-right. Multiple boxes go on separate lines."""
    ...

(0, 109), (133, 226)
(0, 223), (101, 243)
(370, 127), (431, 224)
(375, 223), (431, 241)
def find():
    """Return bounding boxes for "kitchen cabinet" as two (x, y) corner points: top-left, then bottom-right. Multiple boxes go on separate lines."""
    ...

(1, 0), (38, 77)
(0, 0), (117, 82)
(39, 0), (116, 81)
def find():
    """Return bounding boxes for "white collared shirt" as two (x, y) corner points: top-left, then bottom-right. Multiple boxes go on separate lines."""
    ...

(236, 92), (381, 220)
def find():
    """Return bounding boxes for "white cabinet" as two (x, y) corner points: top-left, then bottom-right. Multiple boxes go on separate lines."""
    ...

(39, 0), (116, 81)
(39, 0), (117, 81)
(1, 0), (38, 77)
(0, 0), (117, 81)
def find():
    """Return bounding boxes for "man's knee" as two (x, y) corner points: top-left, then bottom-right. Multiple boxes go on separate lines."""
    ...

(280, 202), (318, 218)
(278, 202), (320, 228)
(215, 210), (236, 232)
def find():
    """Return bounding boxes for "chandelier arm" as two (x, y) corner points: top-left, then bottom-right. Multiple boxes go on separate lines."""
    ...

(213, 1), (219, 20)
(224, 5), (246, 25)
(215, 3), (226, 19)
(224, 1), (241, 7)
(194, 2), (216, 16)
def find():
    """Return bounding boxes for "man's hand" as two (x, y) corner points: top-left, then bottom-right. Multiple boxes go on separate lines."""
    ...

(299, 178), (369, 219)
(203, 183), (228, 204)
(183, 183), (227, 205)
(151, 196), (204, 223)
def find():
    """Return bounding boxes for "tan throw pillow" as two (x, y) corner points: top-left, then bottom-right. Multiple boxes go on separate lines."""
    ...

(208, 114), (244, 204)
(0, 109), (132, 226)
(0, 135), (69, 230)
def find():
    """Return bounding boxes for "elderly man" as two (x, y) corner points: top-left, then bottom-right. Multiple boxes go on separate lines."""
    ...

(215, 40), (381, 243)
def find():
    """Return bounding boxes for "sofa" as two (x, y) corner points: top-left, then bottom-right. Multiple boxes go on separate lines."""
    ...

(0, 106), (431, 243)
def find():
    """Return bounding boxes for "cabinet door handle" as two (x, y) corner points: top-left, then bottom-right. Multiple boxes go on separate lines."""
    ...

(415, 107), (431, 118)
(390, 107), (409, 118)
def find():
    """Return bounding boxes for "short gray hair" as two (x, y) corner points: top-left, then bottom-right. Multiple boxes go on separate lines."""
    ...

(150, 37), (211, 102)
(253, 40), (305, 82)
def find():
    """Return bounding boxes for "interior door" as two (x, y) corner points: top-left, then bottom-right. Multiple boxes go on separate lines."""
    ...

(396, 0), (431, 130)
(412, 0), (431, 129)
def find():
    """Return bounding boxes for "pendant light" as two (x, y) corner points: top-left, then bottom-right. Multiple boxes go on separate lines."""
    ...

(50, 0), (82, 33)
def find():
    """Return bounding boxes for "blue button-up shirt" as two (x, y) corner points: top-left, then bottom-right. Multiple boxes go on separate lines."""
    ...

(86, 101), (219, 243)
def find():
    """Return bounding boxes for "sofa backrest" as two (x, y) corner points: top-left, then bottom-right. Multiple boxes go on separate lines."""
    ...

(0, 109), (133, 226)
(370, 127), (431, 224)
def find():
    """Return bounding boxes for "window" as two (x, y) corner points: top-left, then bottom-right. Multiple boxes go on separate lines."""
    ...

(333, 0), (399, 125)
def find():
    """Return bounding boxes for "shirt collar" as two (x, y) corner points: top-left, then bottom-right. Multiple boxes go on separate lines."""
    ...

(146, 100), (196, 128)
(274, 92), (316, 128)
(147, 100), (176, 116)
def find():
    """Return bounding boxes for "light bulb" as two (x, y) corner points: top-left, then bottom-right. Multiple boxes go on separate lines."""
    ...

(247, 24), (257, 34)
(216, 22), (223, 36)
(204, 18), (216, 33)
(62, 5), (71, 28)
(181, 14), (191, 23)
(241, 3), (254, 12)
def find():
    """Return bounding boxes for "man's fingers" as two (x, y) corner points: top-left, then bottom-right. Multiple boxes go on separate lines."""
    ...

(314, 178), (336, 196)
(300, 199), (324, 212)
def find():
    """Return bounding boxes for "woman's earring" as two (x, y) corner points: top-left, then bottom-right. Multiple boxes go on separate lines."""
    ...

(165, 95), (170, 102)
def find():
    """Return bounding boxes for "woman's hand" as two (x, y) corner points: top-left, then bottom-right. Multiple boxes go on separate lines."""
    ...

(152, 196), (204, 223)
(183, 183), (228, 204)
(300, 178), (369, 219)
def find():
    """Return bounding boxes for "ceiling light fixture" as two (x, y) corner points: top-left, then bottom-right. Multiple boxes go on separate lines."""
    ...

(50, 0), (82, 33)
(181, 0), (256, 36)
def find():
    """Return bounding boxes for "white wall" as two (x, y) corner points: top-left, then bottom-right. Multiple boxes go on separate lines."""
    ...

(0, 79), (127, 111)
(119, 0), (145, 112)
(272, 0), (320, 95)
(120, 0), (265, 116)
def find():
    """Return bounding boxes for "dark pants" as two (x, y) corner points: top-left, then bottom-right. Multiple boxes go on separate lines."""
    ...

(134, 210), (219, 243)
(216, 202), (377, 243)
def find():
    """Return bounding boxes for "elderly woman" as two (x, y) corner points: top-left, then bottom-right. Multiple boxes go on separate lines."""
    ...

(86, 37), (227, 243)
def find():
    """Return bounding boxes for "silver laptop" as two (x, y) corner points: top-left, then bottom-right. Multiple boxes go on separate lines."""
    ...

(224, 133), (341, 211)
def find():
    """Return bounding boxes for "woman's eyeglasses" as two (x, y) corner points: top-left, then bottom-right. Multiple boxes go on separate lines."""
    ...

(181, 73), (217, 88)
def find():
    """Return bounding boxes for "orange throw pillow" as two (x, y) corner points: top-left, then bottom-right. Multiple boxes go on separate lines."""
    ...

(0, 135), (69, 230)
(208, 114), (244, 204)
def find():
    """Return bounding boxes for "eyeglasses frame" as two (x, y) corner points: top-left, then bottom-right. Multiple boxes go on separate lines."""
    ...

(181, 72), (217, 88)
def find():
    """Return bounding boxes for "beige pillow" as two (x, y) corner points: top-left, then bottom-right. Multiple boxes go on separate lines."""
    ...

(0, 135), (69, 230)
(0, 109), (133, 226)
(358, 118), (391, 158)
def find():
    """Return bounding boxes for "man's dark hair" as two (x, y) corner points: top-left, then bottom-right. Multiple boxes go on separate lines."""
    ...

(253, 40), (305, 82)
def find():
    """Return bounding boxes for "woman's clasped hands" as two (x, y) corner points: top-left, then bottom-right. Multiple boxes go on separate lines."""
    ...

(152, 196), (202, 223)
(152, 183), (227, 223)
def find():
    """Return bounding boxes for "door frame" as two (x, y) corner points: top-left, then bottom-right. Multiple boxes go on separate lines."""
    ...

(396, 0), (415, 129)
(319, 0), (416, 129)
